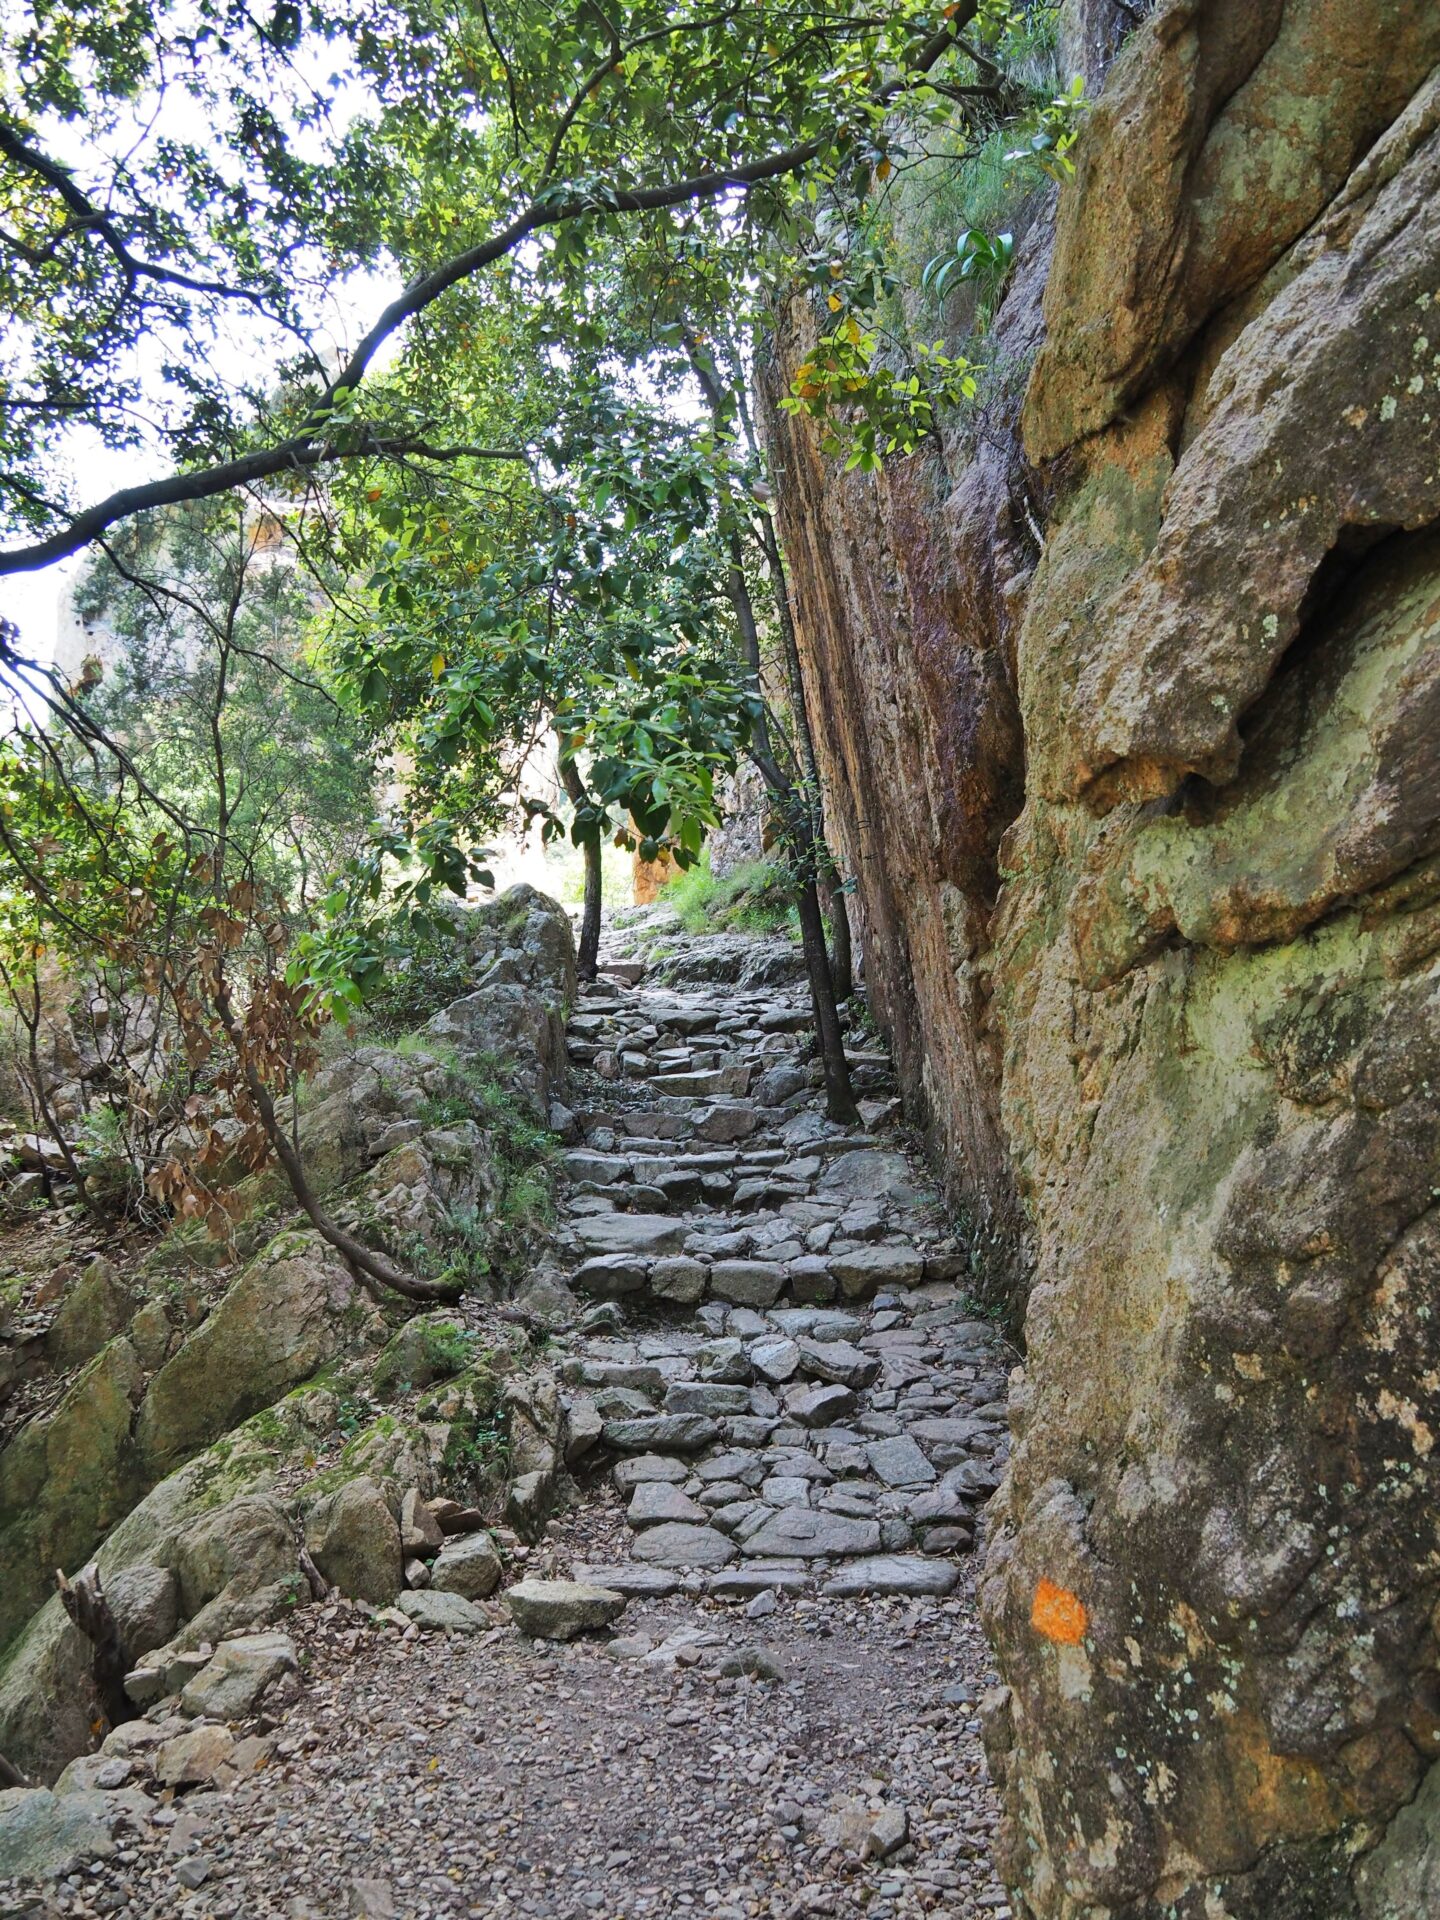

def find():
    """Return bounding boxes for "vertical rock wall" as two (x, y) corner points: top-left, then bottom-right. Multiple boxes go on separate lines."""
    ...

(763, 2), (1440, 1912)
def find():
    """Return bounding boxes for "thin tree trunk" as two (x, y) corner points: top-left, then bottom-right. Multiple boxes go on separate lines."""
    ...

(0, 958), (104, 1217)
(723, 545), (860, 1126)
(679, 329), (858, 1106)
(821, 873), (854, 1001)
(757, 514), (854, 1000)
(558, 757), (601, 981)
(209, 980), (464, 1305)
(792, 859), (861, 1125)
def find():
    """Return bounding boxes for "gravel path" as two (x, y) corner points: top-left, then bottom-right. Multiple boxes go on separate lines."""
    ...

(8, 915), (1013, 1920)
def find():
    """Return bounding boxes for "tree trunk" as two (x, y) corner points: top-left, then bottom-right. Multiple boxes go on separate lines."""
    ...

(793, 859), (861, 1126)
(679, 332), (858, 1116)
(822, 874), (854, 1002)
(209, 980), (464, 1305)
(758, 513), (854, 1000)
(723, 544), (860, 1125)
(558, 759), (602, 981)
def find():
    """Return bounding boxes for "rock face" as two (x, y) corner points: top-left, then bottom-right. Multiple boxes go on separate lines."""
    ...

(0, 884), (578, 1784)
(763, 2), (1440, 1912)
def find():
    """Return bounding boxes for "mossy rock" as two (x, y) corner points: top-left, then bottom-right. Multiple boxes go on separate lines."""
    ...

(372, 1315), (476, 1400)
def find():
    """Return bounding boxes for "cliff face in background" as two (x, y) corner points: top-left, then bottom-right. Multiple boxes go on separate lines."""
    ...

(763, 2), (1440, 1914)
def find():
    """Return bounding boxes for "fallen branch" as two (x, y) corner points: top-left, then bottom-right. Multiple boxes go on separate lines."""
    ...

(56, 1563), (134, 1731)
(298, 1544), (333, 1602)
(0, 1751), (31, 1789)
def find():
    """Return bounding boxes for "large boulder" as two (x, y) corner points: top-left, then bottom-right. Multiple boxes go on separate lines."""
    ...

(44, 1259), (135, 1371)
(177, 1631), (299, 1720)
(429, 1532), (502, 1600)
(0, 1337), (146, 1650)
(173, 1493), (299, 1621)
(0, 1787), (131, 1879)
(135, 1232), (364, 1476)
(0, 1427), (298, 1784)
(503, 1579), (626, 1641)
(304, 1476), (403, 1605)
(423, 985), (565, 1121)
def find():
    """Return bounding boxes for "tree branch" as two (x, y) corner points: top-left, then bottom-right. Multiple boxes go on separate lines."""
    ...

(0, 8), (978, 580)
(0, 119), (288, 311)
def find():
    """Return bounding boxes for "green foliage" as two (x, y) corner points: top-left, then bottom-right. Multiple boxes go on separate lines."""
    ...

(436, 1366), (510, 1491)
(372, 1316), (476, 1398)
(921, 227), (1015, 306)
(2, 0), (1011, 560)
(359, 927), (476, 1039)
(780, 323), (979, 471)
(778, 4), (1083, 466)
(666, 857), (799, 939)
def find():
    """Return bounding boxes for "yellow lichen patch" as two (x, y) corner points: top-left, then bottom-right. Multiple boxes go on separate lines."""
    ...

(1031, 1577), (1088, 1645)
(1375, 1388), (1434, 1455)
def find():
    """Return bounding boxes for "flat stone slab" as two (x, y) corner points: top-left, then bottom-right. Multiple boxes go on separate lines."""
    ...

(695, 1450), (765, 1486)
(761, 1476), (812, 1508)
(709, 1563), (812, 1596)
(628, 1482), (710, 1529)
(651, 1067), (751, 1096)
(749, 1335), (802, 1383)
(785, 1383), (857, 1428)
(563, 1150), (631, 1184)
(573, 1254), (649, 1297)
(575, 1213), (687, 1257)
(828, 1246), (926, 1296)
(664, 1381), (752, 1417)
(613, 1453), (689, 1491)
(819, 1150), (918, 1202)
(396, 1590), (489, 1634)
(906, 1417), (990, 1449)
(866, 1435), (938, 1487)
(572, 1563), (681, 1598)
(820, 1555), (959, 1598)
(505, 1578), (627, 1639)
(603, 1414), (720, 1453)
(629, 1522), (738, 1568)
(691, 1103), (760, 1143)
(710, 1259), (787, 1307)
(739, 1508), (882, 1559)
(649, 1256), (708, 1303)
(770, 1308), (864, 1341)
(797, 1337), (880, 1390)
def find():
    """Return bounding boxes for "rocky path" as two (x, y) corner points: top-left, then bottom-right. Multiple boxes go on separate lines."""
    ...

(10, 914), (1013, 1920)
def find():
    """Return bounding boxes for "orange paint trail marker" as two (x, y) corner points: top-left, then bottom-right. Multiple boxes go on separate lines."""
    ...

(1031, 1577), (1087, 1646)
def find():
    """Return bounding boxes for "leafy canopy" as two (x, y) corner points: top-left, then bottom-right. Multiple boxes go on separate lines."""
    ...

(1, 0), (1000, 572)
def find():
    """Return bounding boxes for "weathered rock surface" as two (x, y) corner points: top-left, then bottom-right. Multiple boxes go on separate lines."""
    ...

(503, 1579), (626, 1640)
(177, 1632), (299, 1720)
(763, 4), (1440, 1912)
(304, 1477), (403, 1606)
(0, 883), (578, 1788)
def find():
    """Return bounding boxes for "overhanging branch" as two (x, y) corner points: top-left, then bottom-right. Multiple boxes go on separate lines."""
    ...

(0, 6), (978, 580)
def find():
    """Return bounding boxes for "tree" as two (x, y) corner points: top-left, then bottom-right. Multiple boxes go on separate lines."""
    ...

(0, 1), (991, 576)
(326, 372), (760, 980)
(0, 523), (482, 1302)
(0, 0), (1083, 1182)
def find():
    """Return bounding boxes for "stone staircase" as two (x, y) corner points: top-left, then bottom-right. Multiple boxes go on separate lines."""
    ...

(546, 915), (1013, 1603)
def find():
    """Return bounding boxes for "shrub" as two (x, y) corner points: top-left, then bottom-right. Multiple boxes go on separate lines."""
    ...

(665, 855), (798, 938)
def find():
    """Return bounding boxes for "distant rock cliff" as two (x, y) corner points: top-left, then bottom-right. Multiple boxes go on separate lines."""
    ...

(763, 2), (1440, 1913)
